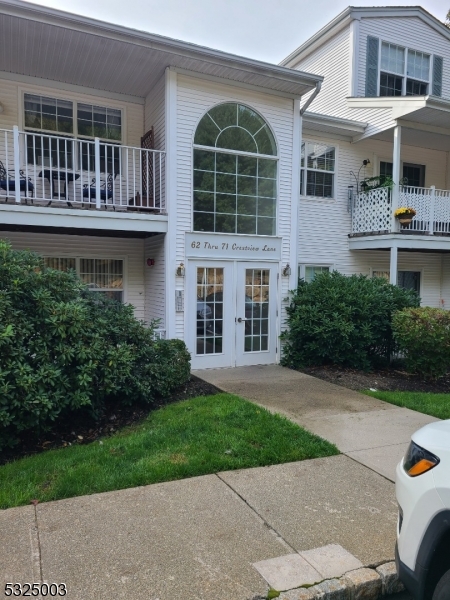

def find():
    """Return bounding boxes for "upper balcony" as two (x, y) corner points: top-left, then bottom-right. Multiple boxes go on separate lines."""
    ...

(0, 127), (167, 235)
(350, 186), (450, 251)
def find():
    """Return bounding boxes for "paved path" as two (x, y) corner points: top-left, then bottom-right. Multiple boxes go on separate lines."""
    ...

(194, 365), (438, 482)
(2, 457), (401, 600)
(2, 365), (426, 599)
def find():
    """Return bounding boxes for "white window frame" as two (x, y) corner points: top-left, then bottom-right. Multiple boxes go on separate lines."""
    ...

(43, 255), (127, 303)
(300, 140), (337, 200)
(377, 41), (431, 97)
(298, 263), (334, 282)
(21, 91), (124, 144)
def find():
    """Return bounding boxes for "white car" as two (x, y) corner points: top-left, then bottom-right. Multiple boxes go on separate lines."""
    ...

(396, 420), (450, 600)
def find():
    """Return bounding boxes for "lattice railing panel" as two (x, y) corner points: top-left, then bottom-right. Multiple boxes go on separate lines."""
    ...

(352, 188), (391, 233)
(399, 187), (431, 232)
(433, 189), (450, 234)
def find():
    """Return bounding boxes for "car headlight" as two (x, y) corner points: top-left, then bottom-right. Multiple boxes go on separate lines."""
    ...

(403, 441), (440, 477)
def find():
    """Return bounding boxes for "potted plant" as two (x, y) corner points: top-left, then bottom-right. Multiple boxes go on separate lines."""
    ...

(394, 207), (416, 225)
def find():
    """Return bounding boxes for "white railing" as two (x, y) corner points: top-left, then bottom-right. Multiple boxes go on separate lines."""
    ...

(351, 187), (391, 233)
(352, 186), (450, 235)
(0, 127), (165, 212)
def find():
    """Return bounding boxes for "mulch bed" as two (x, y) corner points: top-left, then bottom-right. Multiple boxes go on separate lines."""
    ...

(0, 375), (220, 466)
(298, 365), (450, 394)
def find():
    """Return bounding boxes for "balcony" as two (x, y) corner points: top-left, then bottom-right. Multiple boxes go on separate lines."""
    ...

(0, 127), (165, 218)
(351, 186), (450, 236)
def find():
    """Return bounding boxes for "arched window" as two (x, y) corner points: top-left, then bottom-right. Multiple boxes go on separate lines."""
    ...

(193, 103), (277, 235)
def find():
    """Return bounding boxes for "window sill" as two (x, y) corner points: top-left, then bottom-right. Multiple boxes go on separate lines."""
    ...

(300, 195), (336, 203)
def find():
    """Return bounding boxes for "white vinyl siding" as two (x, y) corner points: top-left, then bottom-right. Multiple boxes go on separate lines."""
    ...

(291, 26), (352, 119)
(358, 17), (450, 100)
(297, 131), (449, 308)
(0, 231), (146, 319)
(175, 73), (295, 340)
(144, 233), (166, 327)
(145, 74), (166, 151)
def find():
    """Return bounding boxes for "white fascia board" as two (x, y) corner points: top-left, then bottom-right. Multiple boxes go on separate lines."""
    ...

(171, 67), (310, 100)
(0, 0), (322, 94)
(349, 234), (450, 252)
(347, 96), (450, 120)
(303, 111), (367, 134)
(0, 204), (168, 233)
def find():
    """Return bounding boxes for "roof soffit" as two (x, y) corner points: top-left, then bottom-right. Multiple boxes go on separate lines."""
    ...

(0, 0), (321, 99)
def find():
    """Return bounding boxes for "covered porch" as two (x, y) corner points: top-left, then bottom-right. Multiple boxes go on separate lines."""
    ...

(349, 96), (450, 255)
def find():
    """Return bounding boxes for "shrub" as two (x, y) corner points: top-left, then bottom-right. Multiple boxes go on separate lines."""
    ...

(0, 240), (190, 449)
(392, 307), (450, 380)
(281, 271), (419, 370)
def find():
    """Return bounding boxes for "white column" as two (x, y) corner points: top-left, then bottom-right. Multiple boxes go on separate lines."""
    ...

(13, 126), (21, 204)
(391, 125), (401, 232)
(164, 67), (177, 339)
(390, 246), (398, 285)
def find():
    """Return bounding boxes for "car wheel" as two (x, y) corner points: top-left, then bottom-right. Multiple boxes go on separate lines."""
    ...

(433, 569), (450, 600)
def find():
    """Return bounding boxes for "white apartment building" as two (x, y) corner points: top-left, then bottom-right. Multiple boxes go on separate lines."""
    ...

(283, 6), (450, 309)
(0, 1), (449, 368)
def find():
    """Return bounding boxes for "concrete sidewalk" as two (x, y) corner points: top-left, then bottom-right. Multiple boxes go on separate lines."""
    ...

(2, 365), (425, 600)
(2, 456), (401, 600)
(194, 365), (438, 481)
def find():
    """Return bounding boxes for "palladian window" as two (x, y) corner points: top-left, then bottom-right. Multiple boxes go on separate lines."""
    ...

(193, 103), (277, 235)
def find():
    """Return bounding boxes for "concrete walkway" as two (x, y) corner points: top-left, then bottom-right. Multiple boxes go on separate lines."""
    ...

(194, 365), (438, 481)
(2, 457), (403, 600)
(2, 365), (426, 599)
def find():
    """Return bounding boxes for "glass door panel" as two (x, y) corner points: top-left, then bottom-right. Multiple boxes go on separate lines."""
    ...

(236, 262), (277, 366)
(196, 266), (224, 355)
(189, 261), (233, 369)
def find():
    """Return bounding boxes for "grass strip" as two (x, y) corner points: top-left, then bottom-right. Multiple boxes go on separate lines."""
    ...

(364, 390), (450, 420)
(0, 393), (338, 509)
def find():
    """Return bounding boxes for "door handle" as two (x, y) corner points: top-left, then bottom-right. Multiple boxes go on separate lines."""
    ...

(237, 317), (248, 323)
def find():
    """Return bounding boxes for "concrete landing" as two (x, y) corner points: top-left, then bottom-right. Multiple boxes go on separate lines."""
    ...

(194, 365), (438, 481)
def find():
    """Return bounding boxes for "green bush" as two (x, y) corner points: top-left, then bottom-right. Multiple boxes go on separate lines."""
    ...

(0, 240), (190, 449)
(281, 271), (419, 370)
(392, 307), (450, 380)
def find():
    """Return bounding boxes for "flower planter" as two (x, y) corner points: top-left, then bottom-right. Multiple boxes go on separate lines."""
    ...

(396, 215), (414, 226)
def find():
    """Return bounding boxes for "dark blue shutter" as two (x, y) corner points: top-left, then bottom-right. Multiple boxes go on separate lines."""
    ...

(365, 36), (379, 97)
(432, 56), (443, 97)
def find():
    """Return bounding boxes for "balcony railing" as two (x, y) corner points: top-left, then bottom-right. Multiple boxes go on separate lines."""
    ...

(0, 127), (165, 212)
(351, 186), (450, 235)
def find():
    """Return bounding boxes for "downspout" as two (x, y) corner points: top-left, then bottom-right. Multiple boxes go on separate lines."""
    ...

(300, 81), (322, 116)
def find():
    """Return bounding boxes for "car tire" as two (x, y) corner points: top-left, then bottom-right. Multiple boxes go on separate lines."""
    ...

(433, 569), (450, 600)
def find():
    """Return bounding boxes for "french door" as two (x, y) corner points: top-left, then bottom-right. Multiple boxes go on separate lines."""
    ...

(189, 261), (278, 369)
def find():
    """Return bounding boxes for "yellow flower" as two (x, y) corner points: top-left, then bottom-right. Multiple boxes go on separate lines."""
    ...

(394, 207), (416, 217)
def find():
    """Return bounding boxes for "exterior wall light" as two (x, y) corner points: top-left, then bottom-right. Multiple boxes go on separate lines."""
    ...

(176, 262), (185, 277)
(282, 263), (291, 277)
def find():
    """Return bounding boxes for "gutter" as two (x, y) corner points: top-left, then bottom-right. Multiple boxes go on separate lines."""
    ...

(300, 82), (322, 115)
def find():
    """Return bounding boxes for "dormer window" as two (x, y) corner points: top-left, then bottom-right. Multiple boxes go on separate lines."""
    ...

(366, 36), (441, 98)
(379, 42), (430, 97)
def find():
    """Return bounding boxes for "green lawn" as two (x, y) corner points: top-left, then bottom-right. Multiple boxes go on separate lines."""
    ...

(364, 390), (450, 420)
(0, 393), (338, 509)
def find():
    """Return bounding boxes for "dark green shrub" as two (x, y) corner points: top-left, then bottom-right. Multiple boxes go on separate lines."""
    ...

(0, 241), (190, 449)
(392, 307), (450, 380)
(281, 271), (419, 370)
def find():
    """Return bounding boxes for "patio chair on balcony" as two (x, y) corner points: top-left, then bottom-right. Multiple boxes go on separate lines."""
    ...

(0, 160), (34, 202)
(82, 173), (116, 208)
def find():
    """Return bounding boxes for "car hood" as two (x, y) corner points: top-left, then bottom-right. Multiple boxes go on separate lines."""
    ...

(412, 419), (450, 454)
